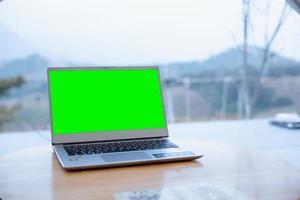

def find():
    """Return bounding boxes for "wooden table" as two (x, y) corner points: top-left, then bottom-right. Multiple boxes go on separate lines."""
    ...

(1, 132), (300, 200)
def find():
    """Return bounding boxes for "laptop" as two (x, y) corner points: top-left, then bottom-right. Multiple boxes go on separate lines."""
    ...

(47, 66), (202, 170)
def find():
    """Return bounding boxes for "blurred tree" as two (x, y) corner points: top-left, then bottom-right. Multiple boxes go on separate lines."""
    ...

(0, 76), (25, 131)
(239, 0), (291, 118)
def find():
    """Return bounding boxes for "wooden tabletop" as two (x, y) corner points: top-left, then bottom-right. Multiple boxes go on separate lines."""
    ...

(1, 132), (300, 200)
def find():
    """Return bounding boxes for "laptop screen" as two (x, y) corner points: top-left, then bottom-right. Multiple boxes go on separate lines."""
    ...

(48, 68), (167, 135)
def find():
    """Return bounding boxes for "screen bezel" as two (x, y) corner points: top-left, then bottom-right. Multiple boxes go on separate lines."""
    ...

(47, 66), (169, 144)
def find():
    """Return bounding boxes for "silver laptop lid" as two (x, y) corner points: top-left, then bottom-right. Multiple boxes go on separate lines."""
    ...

(47, 67), (168, 144)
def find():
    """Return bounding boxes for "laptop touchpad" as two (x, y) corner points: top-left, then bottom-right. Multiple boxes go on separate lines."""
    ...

(100, 152), (152, 163)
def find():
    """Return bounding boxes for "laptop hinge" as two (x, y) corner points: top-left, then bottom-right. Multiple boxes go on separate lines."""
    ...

(55, 136), (168, 146)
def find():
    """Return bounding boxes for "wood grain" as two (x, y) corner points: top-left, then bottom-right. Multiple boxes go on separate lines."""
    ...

(1, 139), (300, 200)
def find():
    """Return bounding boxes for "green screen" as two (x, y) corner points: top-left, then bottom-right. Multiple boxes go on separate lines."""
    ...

(48, 68), (166, 135)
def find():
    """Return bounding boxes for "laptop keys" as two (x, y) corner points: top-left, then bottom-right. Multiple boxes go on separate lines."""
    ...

(64, 139), (178, 156)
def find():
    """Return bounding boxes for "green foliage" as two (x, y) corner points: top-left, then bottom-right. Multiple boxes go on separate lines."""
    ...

(192, 82), (240, 114)
(189, 55), (299, 116)
(254, 87), (274, 111)
(225, 83), (239, 113)
(192, 83), (223, 115)
(0, 105), (19, 123)
(0, 76), (25, 95)
(273, 96), (294, 107)
(191, 78), (294, 116)
(267, 65), (300, 78)
(0, 106), (12, 123)
(0, 76), (25, 129)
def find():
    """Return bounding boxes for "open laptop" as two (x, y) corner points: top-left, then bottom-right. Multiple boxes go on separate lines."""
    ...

(48, 67), (202, 170)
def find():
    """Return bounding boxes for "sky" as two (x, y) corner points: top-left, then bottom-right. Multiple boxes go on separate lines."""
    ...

(0, 0), (299, 65)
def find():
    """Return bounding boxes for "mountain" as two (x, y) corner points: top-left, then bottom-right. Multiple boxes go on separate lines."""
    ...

(1, 46), (299, 82)
(0, 24), (36, 63)
(0, 54), (49, 80)
(0, 53), (94, 81)
(160, 46), (300, 78)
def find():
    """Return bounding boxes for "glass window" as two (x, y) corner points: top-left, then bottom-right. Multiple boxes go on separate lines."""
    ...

(0, 0), (299, 132)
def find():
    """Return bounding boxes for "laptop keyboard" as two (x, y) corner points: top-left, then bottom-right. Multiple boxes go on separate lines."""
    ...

(64, 139), (178, 156)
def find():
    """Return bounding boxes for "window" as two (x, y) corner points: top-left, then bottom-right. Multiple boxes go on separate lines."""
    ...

(0, 0), (299, 132)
